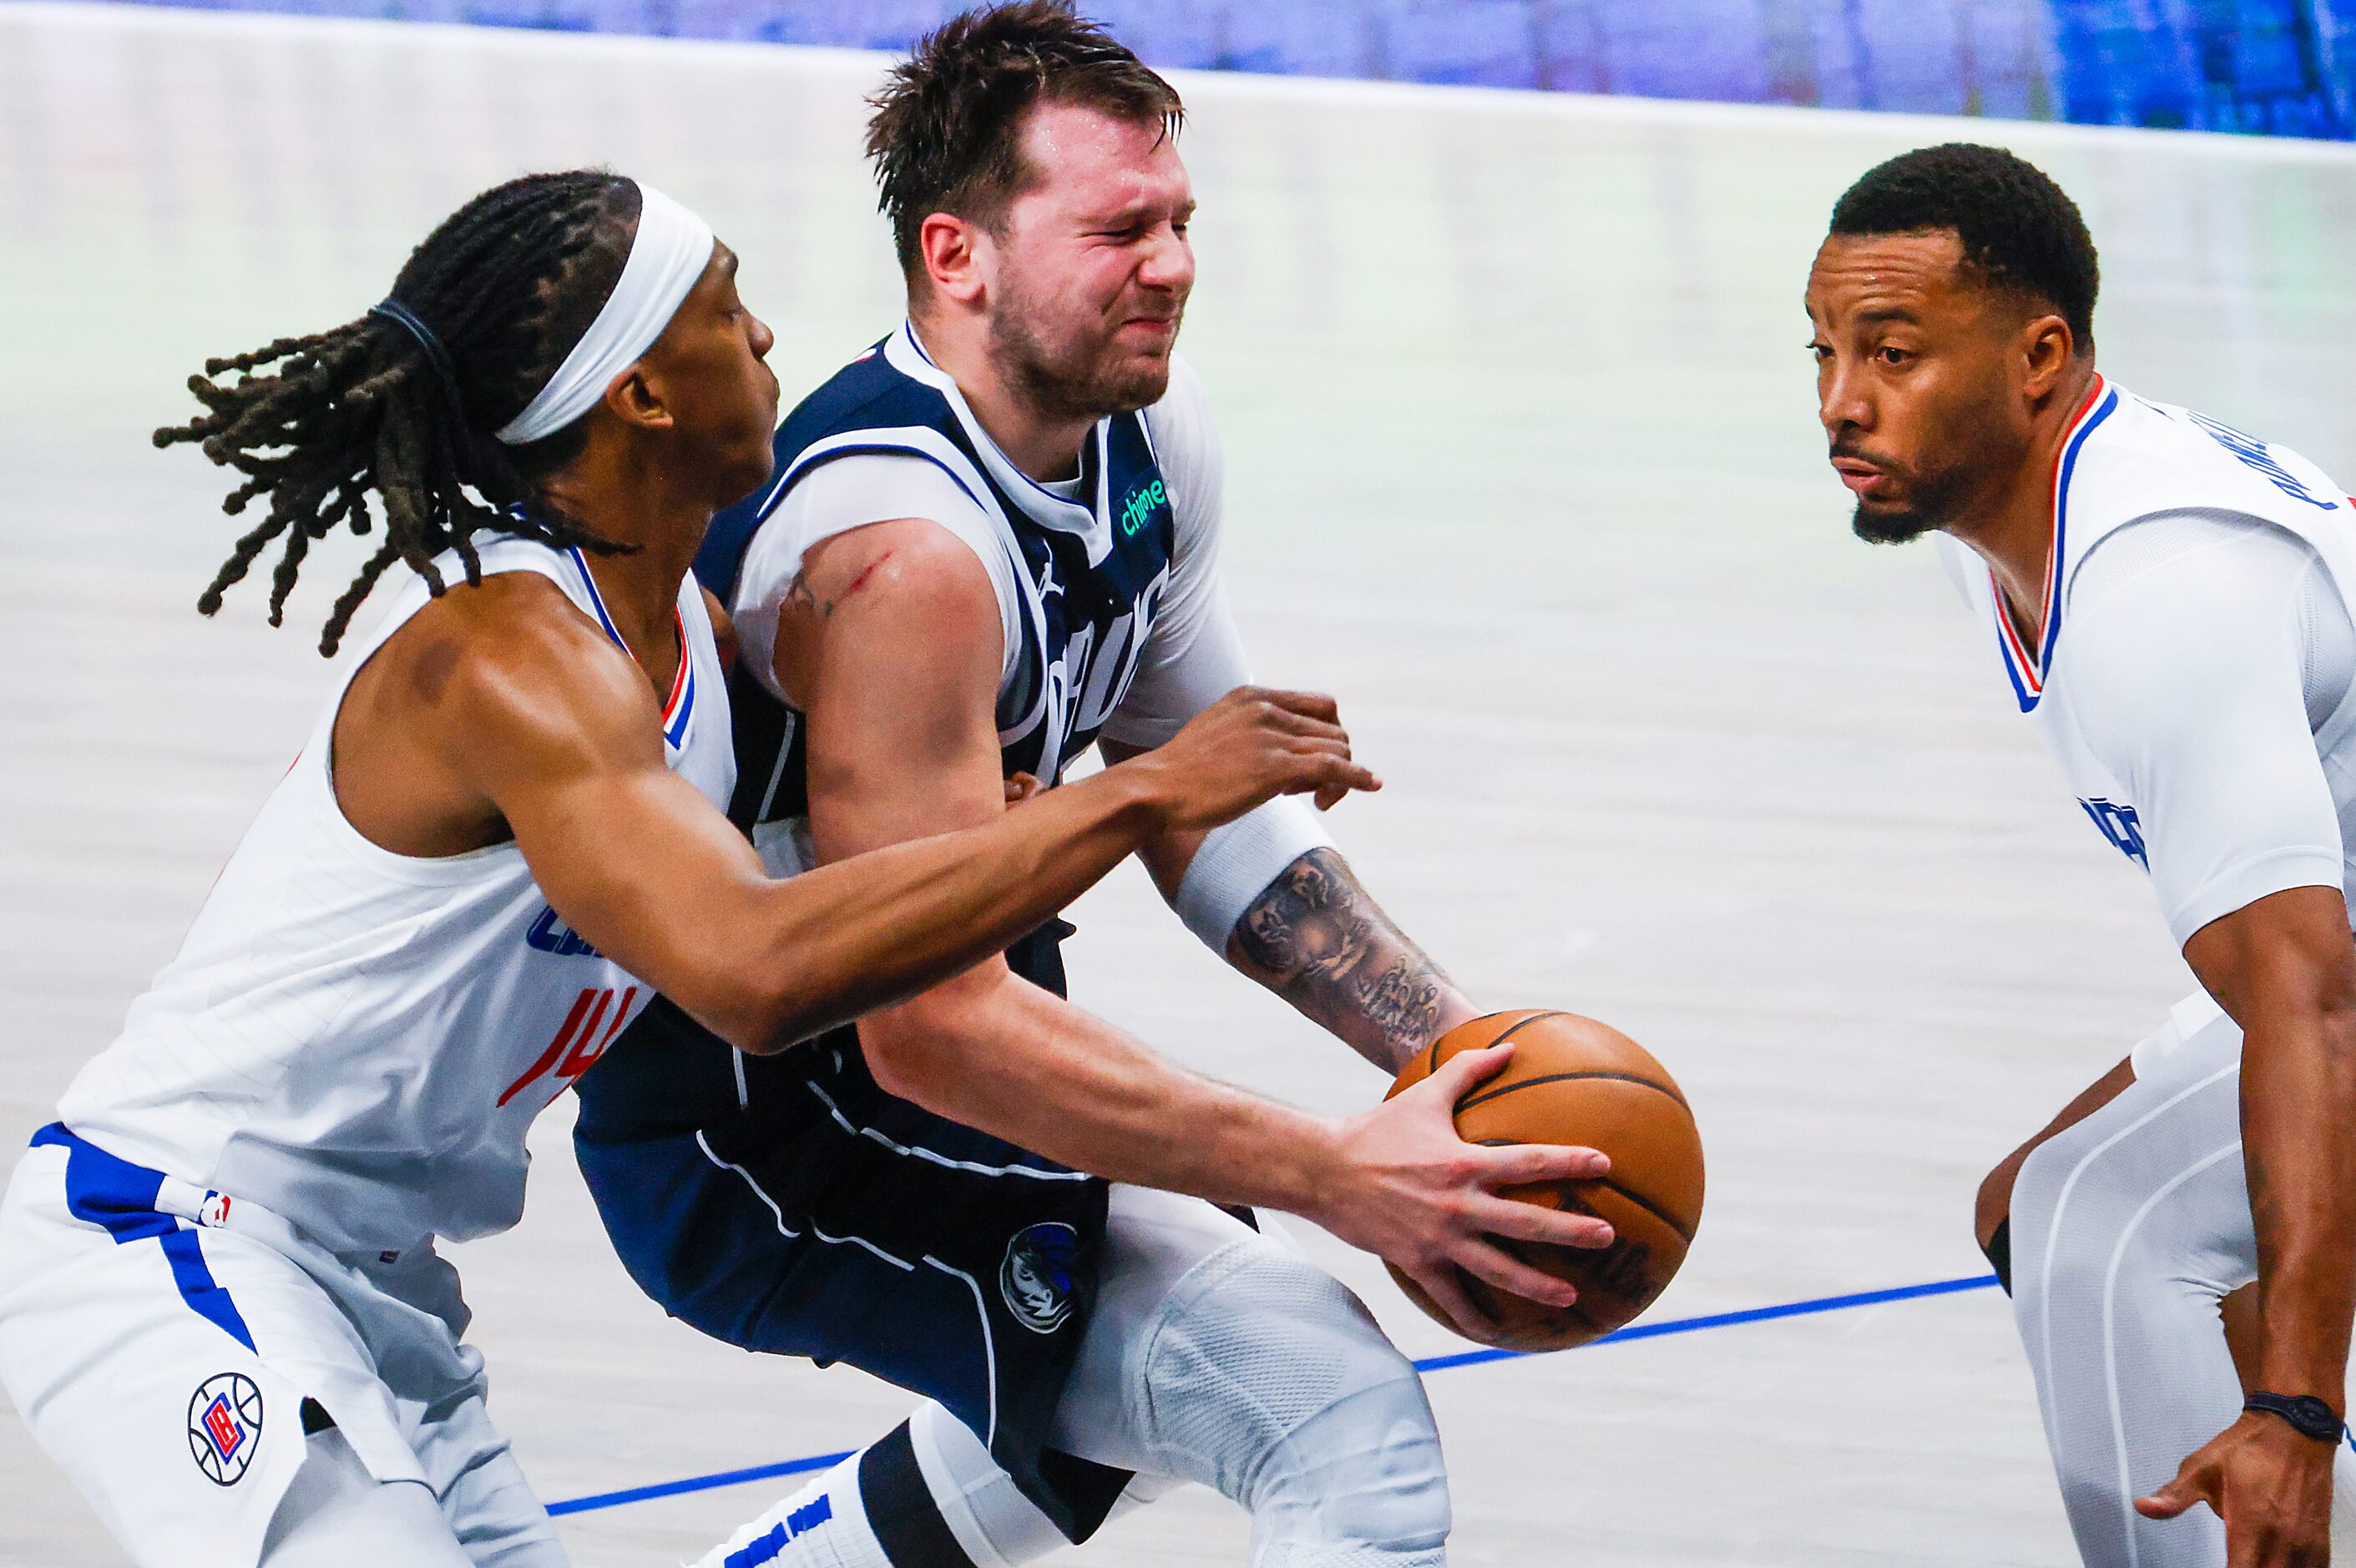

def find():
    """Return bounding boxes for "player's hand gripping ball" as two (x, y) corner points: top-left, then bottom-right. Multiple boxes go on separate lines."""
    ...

(1387, 1009), (1703, 1351)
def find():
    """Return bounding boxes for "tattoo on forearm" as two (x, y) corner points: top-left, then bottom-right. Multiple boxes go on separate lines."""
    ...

(1231, 848), (1458, 1070)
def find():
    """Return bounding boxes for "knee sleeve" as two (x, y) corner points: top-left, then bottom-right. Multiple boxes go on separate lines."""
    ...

(1129, 1241), (1449, 1567)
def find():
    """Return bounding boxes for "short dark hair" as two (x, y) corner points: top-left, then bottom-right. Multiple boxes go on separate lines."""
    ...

(1829, 143), (2101, 349)
(865, 1), (1183, 278)
(156, 171), (642, 654)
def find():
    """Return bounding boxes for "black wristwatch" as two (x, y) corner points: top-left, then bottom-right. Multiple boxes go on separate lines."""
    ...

(2244, 1391), (2347, 1443)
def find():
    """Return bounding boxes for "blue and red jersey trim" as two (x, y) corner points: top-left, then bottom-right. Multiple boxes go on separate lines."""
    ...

(568, 548), (697, 751)
(1993, 376), (2118, 714)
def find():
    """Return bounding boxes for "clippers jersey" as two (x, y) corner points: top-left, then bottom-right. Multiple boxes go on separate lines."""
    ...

(697, 324), (1220, 869)
(1939, 377), (2356, 941)
(55, 537), (734, 1255)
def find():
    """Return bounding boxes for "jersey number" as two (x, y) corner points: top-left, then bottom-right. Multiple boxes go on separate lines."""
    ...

(498, 986), (636, 1107)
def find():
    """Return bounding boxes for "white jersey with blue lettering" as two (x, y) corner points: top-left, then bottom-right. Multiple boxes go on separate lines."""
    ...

(53, 534), (735, 1257)
(1937, 377), (2356, 957)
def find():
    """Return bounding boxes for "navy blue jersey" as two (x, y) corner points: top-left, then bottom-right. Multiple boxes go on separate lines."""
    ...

(697, 325), (1180, 838)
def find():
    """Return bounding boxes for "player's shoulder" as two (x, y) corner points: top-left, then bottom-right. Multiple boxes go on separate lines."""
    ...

(391, 567), (658, 757)
(2075, 382), (2347, 525)
(798, 512), (1000, 615)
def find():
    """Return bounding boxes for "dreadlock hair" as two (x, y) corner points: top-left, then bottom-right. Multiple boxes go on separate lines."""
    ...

(865, 1), (1183, 280)
(1829, 143), (2101, 351)
(156, 170), (645, 655)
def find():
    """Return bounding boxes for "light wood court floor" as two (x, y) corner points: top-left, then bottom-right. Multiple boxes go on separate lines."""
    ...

(5, 5), (2356, 1562)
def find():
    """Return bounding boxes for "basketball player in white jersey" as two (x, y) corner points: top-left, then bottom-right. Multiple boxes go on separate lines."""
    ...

(0, 169), (1514, 1568)
(1810, 143), (2356, 1567)
(594, 10), (1623, 1568)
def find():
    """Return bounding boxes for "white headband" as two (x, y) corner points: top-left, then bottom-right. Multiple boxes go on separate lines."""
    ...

(494, 182), (716, 446)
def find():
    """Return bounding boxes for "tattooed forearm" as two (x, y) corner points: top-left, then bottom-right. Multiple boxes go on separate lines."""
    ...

(1228, 848), (1474, 1071)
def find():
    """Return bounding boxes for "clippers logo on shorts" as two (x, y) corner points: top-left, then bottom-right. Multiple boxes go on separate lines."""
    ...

(2080, 797), (2149, 868)
(1000, 1222), (1081, 1334)
(188, 1373), (264, 1485)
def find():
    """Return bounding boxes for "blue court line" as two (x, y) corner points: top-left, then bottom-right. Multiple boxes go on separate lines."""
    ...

(545, 1272), (2002, 1518)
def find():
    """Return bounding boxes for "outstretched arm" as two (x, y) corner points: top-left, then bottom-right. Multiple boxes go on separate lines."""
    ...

(362, 570), (1372, 1058)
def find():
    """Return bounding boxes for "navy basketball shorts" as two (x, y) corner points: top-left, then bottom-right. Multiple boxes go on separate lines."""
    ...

(572, 927), (1130, 1540)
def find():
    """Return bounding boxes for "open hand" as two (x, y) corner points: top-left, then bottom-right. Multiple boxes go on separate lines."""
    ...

(2136, 1410), (2337, 1566)
(1129, 686), (1382, 832)
(1307, 1043), (1614, 1343)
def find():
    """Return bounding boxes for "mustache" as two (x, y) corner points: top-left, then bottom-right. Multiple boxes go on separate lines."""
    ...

(1828, 439), (1898, 470)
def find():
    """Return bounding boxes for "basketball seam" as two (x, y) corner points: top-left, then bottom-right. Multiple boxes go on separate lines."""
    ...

(1469, 1139), (1699, 1244)
(1588, 1176), (1699, 1245)
(1428, 1009), (1566, 1081)
(1455, 1069), (1689, 1113)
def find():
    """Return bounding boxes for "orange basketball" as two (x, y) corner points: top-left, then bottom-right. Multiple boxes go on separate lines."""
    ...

(1385, 1009), (1703, 1352)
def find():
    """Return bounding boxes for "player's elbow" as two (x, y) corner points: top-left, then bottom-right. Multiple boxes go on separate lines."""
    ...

(856, 1000), (953, 1104)
(853, 979), (1005, 1106)
(647, 941), (846, 1055)
(661, 971), (812, 1057)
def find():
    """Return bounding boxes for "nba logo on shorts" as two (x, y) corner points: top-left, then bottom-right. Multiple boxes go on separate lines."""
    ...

(999, 1222), (1081, 1335)
(187, 1373), (265, 1485)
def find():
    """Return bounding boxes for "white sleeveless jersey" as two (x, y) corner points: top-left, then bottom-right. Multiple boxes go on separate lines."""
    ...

(56, 536), (734, 1255)
(1939, 376), (2356, 941)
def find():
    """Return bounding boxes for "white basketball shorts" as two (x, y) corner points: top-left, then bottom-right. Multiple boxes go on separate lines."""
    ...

(0, 1125), (557, 1568)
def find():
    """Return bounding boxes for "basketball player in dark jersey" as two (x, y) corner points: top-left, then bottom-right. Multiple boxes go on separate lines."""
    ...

(574, 8), (1614, 1568)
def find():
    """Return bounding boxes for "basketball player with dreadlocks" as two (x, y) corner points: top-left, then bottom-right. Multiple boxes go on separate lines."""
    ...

(1812, 144), (2356, 1567)
(573, 9), (1611, 1568)
(0, 169), (1426, 1567)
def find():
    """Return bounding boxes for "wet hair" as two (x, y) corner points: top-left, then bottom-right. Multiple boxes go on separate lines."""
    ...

(1828, 143), (2101, 349)
(154, 170), (643, 655)
(865, 0), (1183, 278)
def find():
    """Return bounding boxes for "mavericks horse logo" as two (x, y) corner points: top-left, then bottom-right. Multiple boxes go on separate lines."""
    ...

(999, 1222), (1081, 1334)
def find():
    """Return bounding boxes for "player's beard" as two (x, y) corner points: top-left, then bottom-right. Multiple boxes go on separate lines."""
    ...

(1843, 450), (1979, 545)
(988, 276), (1182, 424)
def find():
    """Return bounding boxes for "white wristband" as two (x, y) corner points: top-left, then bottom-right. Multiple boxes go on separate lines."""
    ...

(1175, 796), (1337, 953)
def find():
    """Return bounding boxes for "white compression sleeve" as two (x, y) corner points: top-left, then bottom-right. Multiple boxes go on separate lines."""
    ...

(1174, 797), (1336, 953)
(1047, 1186), (1448, 1567)
(694, 1449), (892, 1568)
(2007, 1010), (2356, 1566)
(904, 1403), (1065, 1568)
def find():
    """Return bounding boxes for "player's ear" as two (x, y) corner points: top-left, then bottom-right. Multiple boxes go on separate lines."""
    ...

(918, 213), (989, 309)
(2020, 313), (2076, 403)
(602, 363), (676, 433)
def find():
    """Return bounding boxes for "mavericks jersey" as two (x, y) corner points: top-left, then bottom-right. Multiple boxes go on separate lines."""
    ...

(57, 537), (735, 1255)
(696, 323), (1187, 866)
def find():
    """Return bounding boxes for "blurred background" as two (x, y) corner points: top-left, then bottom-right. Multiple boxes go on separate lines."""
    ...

(65, 0), (2356, 139)
(5, 0), (2354, 1559)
